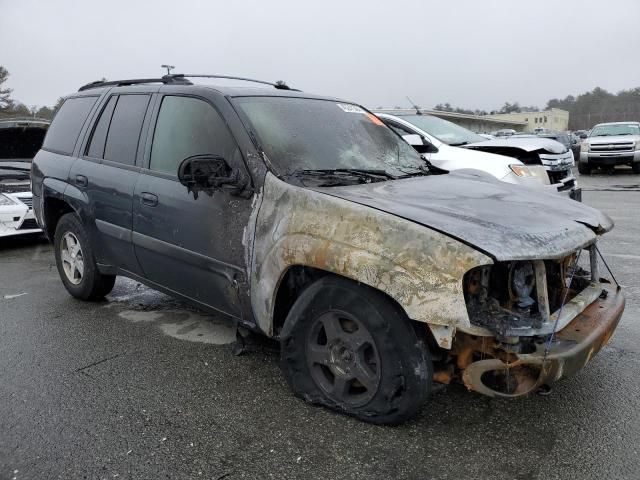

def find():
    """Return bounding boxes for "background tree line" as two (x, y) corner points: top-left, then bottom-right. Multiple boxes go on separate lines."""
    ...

(434, 86), (640, 130)
(2, 64), (639, 130)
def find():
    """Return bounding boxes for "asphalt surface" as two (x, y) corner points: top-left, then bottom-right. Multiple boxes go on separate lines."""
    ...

(1, 170), (640, 480)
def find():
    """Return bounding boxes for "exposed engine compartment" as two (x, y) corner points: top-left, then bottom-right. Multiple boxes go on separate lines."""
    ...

(463, 252), (593, 339)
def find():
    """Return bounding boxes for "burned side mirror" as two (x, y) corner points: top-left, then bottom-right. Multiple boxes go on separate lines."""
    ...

(178, 154), (245, 199)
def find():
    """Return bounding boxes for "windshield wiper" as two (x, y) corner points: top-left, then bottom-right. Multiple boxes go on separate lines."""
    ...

(287, 168), (398, 180)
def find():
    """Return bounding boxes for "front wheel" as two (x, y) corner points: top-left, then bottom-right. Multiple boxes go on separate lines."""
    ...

(54, 213), (116, 300)
(578, 162), (591, 175)
(280, 276), (432, 424)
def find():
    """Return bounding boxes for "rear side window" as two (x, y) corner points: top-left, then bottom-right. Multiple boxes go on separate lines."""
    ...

(103, 95), (150, 166)
(42, 96), (98, 155)
(86, 96), (117, 158)
(149, 96), (238, 175)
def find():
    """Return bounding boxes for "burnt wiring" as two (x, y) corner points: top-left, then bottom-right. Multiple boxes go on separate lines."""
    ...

(596, 245), (621, 290)
(543, 249), (583, 358)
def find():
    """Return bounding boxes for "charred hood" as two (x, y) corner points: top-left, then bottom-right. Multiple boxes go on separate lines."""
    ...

(314, 173), (612, 261)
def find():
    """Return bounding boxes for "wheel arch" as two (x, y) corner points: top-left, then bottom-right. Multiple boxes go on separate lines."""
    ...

(41, 179), (90, 241)
(268, 264), (440, 353)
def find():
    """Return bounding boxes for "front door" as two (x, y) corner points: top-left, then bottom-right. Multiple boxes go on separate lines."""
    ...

(132, 94), (252, 318)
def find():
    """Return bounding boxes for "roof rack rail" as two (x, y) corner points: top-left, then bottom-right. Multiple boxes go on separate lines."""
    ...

(78, 75), (193, 92)
(78, 74), (298, 92)
(170, 74), (299, 91)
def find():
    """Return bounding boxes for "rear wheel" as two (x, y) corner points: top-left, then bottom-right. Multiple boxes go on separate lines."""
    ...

(280, 276), (432, 424)
(578, 162), (591, 175)
(54, 213), (116, 300)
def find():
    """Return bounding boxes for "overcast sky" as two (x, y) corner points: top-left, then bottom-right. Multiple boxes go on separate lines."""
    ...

(2, 0), (639, 110)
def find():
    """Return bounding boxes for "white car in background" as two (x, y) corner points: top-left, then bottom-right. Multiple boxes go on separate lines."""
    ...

(0, 118), (50, 237)
(376, 112), (580, 200)
(375, 113), (552, 190)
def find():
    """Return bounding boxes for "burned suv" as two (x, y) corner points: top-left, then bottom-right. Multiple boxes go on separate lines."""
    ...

(32, 75), (624, 424)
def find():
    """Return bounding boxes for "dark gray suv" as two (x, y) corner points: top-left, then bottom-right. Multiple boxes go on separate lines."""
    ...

(31, 75), (624, 424)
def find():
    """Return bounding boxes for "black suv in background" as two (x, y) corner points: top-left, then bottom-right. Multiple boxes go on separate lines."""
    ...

(31, 75), (623, 424)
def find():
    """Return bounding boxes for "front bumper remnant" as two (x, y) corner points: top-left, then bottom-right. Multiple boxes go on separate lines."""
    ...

(461, 284), (624, 398)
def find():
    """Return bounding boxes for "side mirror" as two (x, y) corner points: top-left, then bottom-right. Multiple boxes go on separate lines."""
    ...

(178, 154), (245, 199)
(402, 134), (424, 146)
(402, 134), (437, 154)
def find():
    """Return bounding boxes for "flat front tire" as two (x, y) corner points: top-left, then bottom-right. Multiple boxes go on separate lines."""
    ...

(280, 276), (432, 424)
(54, 213), (115, 300)
(578, 162), (591, 175)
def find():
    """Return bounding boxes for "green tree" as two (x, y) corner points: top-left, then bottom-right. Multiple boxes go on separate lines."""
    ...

(0, 66), (14, 111)
(499, 102), (521, 114)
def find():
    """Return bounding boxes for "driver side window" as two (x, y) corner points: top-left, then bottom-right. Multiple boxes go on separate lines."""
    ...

(150, 96), (237, 175)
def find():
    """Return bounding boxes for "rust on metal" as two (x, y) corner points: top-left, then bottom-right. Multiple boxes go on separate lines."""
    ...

(250, 173), (492, 345)
(456, 284), (624, 397)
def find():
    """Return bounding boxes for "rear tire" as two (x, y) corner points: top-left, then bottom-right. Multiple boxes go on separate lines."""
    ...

(280, 276), (432, 424)
(578, 162), (591, 175)
(54, 213), (116, 300)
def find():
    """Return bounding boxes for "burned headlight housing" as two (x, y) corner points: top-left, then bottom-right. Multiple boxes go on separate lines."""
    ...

(509, 261), (535, 309)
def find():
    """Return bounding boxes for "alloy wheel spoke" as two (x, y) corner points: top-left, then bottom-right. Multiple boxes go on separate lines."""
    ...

(307, 344), (331, 366)
(61, 250), (73, 266)
(320, 314), (343, 343)
(347, 328), (372, 351)
(75, 258), (84, 277)
(332, 375), (351, 399)
(352, 358), (378, 390)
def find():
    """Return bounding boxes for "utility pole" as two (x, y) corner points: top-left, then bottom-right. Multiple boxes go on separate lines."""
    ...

(161, 64), (175, 75)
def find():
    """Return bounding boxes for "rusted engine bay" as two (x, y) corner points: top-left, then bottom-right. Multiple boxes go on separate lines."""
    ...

(463, 252), (591, 339)
(432, 244), (621, 397)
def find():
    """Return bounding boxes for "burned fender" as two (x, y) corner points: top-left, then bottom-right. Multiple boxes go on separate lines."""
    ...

(249, 173), (492, 347)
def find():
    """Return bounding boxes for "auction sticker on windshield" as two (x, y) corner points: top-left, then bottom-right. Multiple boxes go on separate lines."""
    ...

(337, 103), (366, 114)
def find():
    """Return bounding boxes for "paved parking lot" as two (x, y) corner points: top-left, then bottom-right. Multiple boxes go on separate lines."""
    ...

(1, 171), (639, 480)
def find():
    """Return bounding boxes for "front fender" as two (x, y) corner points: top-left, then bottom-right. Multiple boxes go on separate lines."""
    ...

(250, 173), (492, 346)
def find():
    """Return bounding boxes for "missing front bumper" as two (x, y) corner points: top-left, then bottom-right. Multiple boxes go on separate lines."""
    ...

(459, 284), (624, 398)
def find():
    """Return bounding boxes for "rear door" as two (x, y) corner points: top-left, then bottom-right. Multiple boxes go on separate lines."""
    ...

(74, 92), (153, 274)
(132, 93), (252, 317)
